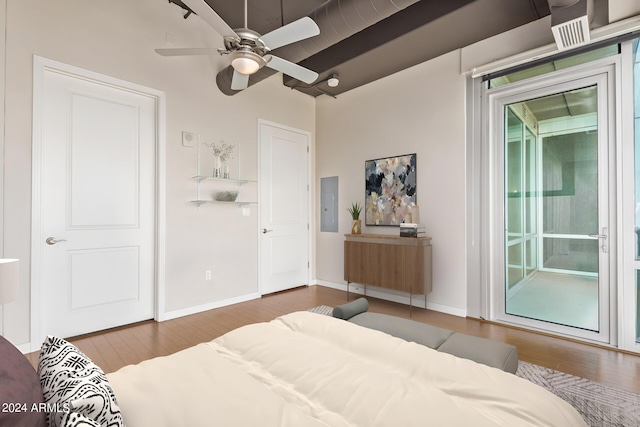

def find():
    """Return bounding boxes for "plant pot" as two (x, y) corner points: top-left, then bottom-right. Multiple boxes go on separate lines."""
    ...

(351, 219), (362, 234)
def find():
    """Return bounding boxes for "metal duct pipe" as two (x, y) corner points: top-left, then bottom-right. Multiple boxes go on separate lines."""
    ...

(547, 0), (594, 22)
(549, 0), (579, 6)
(216, 0), (421, 95)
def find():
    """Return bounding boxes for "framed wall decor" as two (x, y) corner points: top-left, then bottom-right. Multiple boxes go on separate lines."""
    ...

(365, 153), (416, 226)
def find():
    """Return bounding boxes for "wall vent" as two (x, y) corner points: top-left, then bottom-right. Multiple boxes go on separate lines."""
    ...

(552, 16), (590, 50)
(550, 0), (591, 51)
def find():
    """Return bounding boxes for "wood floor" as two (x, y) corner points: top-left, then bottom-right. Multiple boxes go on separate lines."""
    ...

(27, 285), (640, 394)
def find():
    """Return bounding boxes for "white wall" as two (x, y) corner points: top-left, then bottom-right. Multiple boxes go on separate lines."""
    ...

(609, 0), (640, 22)
(2, 0), (315, 348)
(315, 51), (468, 315)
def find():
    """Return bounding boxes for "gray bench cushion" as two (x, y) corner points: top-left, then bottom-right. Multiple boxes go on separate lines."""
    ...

(333, 299), (519, 374)
(437, 332), (519, 374)
(349, 312), (454, 350)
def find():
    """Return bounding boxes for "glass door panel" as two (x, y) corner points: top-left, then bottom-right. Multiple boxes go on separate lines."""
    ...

(505, 109), (536, 293)
(501, 80), (608, 340)
(507, 243), (524, 289)
(525, 127), (537, 237)
(506, 109), (523, 243)
(526, 238), (537, 277)
(543, 238), (599, 272)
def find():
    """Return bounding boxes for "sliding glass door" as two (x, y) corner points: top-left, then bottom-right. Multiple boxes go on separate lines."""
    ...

(490, 67), (613, 343)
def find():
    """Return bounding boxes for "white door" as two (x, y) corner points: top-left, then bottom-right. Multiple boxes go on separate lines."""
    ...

(33, 59), (157, 342)
(259, 121), (310, 294)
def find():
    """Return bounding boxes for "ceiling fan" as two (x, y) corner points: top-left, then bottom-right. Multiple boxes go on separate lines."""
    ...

(156, 0), (320, 91)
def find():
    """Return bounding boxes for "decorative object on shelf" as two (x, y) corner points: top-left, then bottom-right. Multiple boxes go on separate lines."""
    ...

(204, 140), (234, 178)
(214, 191), (239, 202)
(400, 223), (427, 238)
(192, 140), (257, 207)
(365, 153), (416, 226)
(347, 201), (362, 234)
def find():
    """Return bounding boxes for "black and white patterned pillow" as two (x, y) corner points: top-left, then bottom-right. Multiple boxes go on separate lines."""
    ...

(37, 336), (125, 427)
(61, 412), (100, 427)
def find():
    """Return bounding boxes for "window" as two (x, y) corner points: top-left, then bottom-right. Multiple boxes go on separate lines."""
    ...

(488, 45), (618, 88)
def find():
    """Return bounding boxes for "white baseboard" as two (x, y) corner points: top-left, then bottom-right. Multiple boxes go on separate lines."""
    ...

(311, 280), (466, 318)
(20, 285), (464, 354)
(18, 293), (262, 354)
(160, 292), (262, 321)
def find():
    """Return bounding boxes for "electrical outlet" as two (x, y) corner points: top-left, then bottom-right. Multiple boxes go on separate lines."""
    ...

(205, 270), (212, 280)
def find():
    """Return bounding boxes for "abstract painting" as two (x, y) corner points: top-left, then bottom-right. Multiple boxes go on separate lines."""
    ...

(365, 153), (416, 226)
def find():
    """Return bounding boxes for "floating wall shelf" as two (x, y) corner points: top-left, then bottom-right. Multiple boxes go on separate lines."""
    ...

(192, 139), (257, 207)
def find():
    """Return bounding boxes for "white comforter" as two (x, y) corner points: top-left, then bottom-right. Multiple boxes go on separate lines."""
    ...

(107, 311), (586, 426)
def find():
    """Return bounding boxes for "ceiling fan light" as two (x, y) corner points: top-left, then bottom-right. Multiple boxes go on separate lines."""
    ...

(230, 50), (265, 75)
(232, 57), (260, 74)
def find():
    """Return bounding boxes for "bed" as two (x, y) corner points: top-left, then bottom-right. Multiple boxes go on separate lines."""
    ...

(108, 311), (585, 426)
(9, 311), (587, 426)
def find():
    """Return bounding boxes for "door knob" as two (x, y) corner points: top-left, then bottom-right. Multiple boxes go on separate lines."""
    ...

(262, 228), (273, 234)
(46, 237), (67, 245)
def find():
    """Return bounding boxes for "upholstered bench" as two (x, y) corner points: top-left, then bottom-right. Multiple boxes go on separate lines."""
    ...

(333, 298), (519, 374)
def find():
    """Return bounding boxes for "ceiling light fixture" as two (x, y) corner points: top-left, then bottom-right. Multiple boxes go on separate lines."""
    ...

(287, 71), (341, 98)
(230, 49), (266, 75)
(327, 73), (339, 87)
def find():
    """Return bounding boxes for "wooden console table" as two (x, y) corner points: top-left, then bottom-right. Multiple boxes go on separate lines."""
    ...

(344, 234), (432, 311)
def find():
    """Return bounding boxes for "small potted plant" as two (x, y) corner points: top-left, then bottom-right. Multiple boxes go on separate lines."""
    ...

(347, 202), (362, 234)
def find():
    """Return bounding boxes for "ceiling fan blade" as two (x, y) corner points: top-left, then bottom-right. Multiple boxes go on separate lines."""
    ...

(182, 0), (238, 39)
(264, 55), (318, 84)
(231, 70), (250, 91)
(155, 48), (219, 56)
(260, 17), (319, 50)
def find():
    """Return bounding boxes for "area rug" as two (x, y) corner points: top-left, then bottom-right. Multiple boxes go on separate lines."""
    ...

(308, 305), (640, 427)
(516, 361), (640, 427)
(307, 305), (333, 316)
